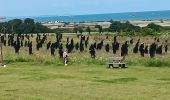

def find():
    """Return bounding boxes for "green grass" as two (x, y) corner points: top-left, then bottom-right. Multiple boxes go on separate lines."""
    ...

(0, 35), (169, 99)
(0, 63), (170, 100)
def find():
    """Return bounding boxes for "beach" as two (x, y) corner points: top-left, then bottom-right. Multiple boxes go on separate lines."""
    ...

(42, 20), (170, 29)
(130, 20), (170, 27)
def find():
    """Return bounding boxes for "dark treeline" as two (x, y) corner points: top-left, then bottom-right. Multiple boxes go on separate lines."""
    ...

(0, 18), (52, 34)
(73, 21), (165, 36)
(0, 18), (166, 36)
(109, 20), (163, 32)
(109, 21), (141, 32)
(108, 21), (165, 36)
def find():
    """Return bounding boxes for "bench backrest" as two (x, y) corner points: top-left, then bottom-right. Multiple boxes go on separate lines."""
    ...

(109, 57), (123, 63)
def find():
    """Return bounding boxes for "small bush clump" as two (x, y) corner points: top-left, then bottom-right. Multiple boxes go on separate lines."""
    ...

(144, 58), (170, 67)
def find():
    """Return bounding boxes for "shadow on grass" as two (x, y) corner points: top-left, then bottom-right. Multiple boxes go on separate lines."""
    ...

(157, 78), (170, 81)
(20, 73), (75, 81)
(5, 89), (18, 92)
(94, 77), (137, 84)
(81, 70), (103, 74)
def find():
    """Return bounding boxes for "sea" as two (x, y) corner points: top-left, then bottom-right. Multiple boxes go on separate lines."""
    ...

(2, 10), (170, 22)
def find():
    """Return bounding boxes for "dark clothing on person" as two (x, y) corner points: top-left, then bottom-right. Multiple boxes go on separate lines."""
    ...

(89, 44), (96, 58)
(59, 44), (63, 58)
(133, 42), (139, 53)
(28, 42), (33, 55)
(105, 44), (110, 52)
(14, 41), (20, 54)
(156, 45), (163, 54)
(121, 41), (128, 56)
(80, 40), (84, 52)
(144, 45), (149, 54)
(165, 45), (168, 53)
(47, 41), (51, 50)
(112, 42), (119, 54)
(130, 39), (133, 44)
(149, 43), (157, 58)
(139, 43), (145, 57)
(75, 42), (79, 50)
(50, 44), (55, 56)
(3, 40), (6, 46)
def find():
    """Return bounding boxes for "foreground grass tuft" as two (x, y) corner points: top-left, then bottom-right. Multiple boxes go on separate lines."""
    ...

(144, 58), (170, 67)
(4, 56), (170, 68)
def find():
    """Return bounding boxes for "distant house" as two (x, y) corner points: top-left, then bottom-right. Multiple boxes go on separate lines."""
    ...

(0, 16), (6, 19)
(42, 21), (112, 29)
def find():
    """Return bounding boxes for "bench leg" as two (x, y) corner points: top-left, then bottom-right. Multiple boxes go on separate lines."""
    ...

(109, 64), (113, 68)
(119, 64), (122, 67)
(108, 64), (111, 68)
(121, 64), (126, 68)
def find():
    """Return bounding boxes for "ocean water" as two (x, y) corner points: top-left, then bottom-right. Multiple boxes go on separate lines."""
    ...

(2, 10), (170, 22)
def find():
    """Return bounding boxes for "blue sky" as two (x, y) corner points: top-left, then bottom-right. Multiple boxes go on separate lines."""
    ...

(0, 0), (170, 17)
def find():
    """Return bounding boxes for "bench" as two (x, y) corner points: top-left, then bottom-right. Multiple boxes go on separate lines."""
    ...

(108, 57), (127, 68)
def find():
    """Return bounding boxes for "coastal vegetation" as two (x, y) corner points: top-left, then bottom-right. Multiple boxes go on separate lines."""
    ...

(0, 18), (169, 36)
(0, 18), (52, 34)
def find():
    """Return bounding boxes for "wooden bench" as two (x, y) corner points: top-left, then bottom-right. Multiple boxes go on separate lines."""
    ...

(108, 57), (127, 68)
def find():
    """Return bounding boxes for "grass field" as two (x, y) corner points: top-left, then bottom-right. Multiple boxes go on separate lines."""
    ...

(0, 34), (169, 100)
(0, 62), (170, 100)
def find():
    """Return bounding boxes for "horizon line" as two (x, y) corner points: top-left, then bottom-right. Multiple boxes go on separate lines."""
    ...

(4, 9), (170, 18)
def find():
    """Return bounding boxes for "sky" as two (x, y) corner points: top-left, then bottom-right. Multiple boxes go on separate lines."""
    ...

(0, 0), (170, 17)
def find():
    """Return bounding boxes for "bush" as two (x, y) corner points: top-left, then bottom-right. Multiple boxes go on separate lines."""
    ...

(4, 54), (170, 68)
(141, 28), (155, 36)
(144, 58), (170, 67)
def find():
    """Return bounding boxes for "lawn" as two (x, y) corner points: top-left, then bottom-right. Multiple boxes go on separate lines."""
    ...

(0, 62), (170, 100)
(0, 35), (169, 100)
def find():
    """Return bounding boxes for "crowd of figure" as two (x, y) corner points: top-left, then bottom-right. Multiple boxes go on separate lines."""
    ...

(0, 33), (169, 65)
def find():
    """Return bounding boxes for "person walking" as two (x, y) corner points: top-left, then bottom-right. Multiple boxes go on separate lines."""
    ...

(63, 50), (68, 66)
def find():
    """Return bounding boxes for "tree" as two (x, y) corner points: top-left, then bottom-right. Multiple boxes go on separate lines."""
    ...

(95, 25), (102, 33)
(109, 21), (140, 33)
(109, 21), (122, 32)
(23, 18), (35, 34)
(23, 24), (34, 34)
(78, 27), (83, 34)
(8, 19), (23, 26)
(146, 23), (162, 32)
(8, 19), (23, 34)
(24, 18), (34, 25)
(0, 18), (52, 34)
(141, 28), (155, 36)
(73, 27), (78, 33)
(86, 26), (91, 34)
